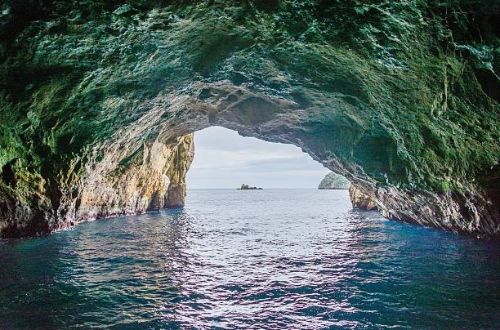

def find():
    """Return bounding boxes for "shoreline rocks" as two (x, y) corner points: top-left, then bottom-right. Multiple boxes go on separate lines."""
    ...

(349, 185), (378, 211)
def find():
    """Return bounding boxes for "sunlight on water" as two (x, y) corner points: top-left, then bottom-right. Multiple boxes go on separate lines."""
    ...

(1, 190), (499, 328)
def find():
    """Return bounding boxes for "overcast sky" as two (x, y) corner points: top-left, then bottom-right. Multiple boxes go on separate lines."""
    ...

(186, 127), (330, 189)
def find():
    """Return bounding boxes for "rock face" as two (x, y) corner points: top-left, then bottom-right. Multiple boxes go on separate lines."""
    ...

(319, 172), (350, 190)
(0, 132), (194, 237)
(75, 134), (195, 221)
(0, 1), (499, 237)
(349, 185), (378, 211)
(165, 135), (194, 208)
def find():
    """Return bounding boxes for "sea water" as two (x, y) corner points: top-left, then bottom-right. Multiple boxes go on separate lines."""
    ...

(1, 189), (499, 329)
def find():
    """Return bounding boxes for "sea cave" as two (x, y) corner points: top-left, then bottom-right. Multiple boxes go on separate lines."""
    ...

(0, 0), (499, 238)
(1, 1), (500, 328)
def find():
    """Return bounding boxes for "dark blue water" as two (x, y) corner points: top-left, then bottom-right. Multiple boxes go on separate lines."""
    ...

(1, 189), (499, 329)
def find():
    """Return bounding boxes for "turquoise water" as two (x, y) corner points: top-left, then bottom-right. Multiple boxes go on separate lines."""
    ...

(1, 189), (499, 329)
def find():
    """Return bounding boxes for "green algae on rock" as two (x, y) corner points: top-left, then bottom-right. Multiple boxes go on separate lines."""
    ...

(0, 0), (499, 237)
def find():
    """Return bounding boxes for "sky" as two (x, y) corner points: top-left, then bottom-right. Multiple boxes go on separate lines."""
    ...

(186, 127), (330, 189)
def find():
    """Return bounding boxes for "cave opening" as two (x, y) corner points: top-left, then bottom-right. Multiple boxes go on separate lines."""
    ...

(186, 126), (336, 191)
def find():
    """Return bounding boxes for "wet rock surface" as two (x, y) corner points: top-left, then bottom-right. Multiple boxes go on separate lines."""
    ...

(0, 1), (499, 237)
(349, 185), (378, 211)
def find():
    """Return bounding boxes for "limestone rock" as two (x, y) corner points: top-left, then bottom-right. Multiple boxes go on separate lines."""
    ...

(165, 134), (194, 208)
(349, 185), (378, 211)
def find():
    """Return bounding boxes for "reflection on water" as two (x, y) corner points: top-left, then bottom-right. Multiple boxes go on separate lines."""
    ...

(1, 189), (499, 329)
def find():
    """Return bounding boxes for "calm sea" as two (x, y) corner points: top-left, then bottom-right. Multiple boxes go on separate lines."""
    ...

(1, 189), (499, 329)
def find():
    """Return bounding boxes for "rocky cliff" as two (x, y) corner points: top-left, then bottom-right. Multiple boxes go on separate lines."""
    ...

(319, 172), (350, 190)
(1, 0), (499, 237)
(0, 131), (194, 237)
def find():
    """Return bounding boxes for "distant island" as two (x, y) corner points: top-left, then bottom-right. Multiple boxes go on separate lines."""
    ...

(238, 184), (263, 190)
(318, 172), (350, 190)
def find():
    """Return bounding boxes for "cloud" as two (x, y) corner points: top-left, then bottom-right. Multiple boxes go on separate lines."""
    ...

(186, 127), (330, 189)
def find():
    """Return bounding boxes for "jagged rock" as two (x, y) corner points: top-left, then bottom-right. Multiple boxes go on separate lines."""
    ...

(319, 172), (350, 190)
(349, 185), (378, 211)
(165, 135), (194, 208)
(0, 1), (499, 237)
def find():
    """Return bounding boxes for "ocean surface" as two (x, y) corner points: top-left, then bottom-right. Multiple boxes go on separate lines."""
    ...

(1, 189), (499, 329)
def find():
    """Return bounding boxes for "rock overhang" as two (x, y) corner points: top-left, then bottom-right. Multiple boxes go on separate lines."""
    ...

(0, 0), (499, 237)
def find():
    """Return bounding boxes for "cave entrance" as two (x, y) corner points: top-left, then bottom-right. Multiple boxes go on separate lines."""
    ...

(186, 126), (332, 190)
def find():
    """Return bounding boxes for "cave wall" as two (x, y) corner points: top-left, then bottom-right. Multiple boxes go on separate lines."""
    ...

(0, 0), (499, 237)
(0, 130), (194, 237)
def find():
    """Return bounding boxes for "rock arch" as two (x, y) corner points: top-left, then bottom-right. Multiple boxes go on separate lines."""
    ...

(0, 1), (498, 237)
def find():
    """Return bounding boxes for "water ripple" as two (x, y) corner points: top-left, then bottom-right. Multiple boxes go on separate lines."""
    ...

(1, 189), (500, 329)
